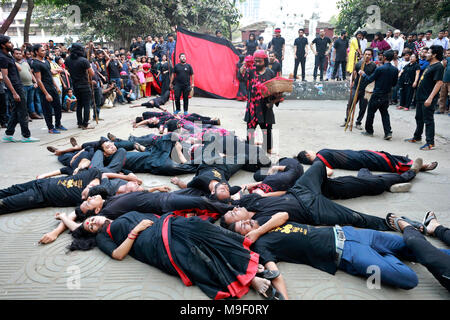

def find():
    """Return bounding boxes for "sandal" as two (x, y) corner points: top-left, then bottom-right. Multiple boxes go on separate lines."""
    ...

(70, 137), (78, 147)
(256, 269), (280, 280)
(260, 284), (285, 300)
(386, 213), (403, 232)
(400, 216), (426, 234)
(422, 211), (436, 235)
(47, 146), (57, 154)
(421, 161), (438, 172)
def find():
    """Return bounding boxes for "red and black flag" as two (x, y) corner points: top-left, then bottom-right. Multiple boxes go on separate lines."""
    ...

(175, 27), (240, 99)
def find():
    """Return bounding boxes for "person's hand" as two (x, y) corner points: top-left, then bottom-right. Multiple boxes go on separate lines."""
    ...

(55, 212), (67, 220)
(156, 186), (171, 192)
(314, 51), (318, 56)
(358, 70), (365, 76)
(46, 94), (53, 102)
(169, 83), (173, 90)
(424, 98), (432, 107)
(39, 231), (58, 244)
(245, 229), (261, 243)
(132, 219), (154, 234)
(128, 173), (143, 185)
(13, 93), (21, 102)
(304, 52), (308, 57)
(295, 55), (297, 60)
(33, 83), (38, 88)
(281, 55), (284, 61)
(412, 81), (418, 88)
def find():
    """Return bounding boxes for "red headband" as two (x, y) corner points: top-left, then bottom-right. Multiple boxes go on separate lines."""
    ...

(253, 50), (268, 59)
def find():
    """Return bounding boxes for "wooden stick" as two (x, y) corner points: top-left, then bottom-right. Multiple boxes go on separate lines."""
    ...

(345, 59), (366, 132)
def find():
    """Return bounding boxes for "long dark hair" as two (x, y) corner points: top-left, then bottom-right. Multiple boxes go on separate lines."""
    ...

(69, 43), (86, 60)
(68, 220), (110, 251)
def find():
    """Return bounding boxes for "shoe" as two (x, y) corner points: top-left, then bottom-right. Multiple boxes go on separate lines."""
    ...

(355, 124), (363, 130)
(184, 111), (188, 115)
(396, 106), (404, 110)
(389, 183), (412, 193)
(2, 135), (18, 143)
(410, 158), (423, 174)
(420, 143), (435, 151)
(30, 112), (43, 119)
(361, 131), (374, 137)
(403, 108), (409, 111)
(56, 125), (67, 131)
(107, 132), (117, 141)
(404, 137), (421, 143)
(384, 133), (392, 140)
(70, 137), (78, 147)
(81, 125), (95, 130)
(339, 121), (347, 127)
(48, 129), (61, 134)
(47, 146), (57, 153)
(20, 136), (40, 143)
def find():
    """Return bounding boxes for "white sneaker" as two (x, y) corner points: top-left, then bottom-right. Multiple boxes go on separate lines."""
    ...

(20, 136), (40, 143)
(389, 183), (412, 193)
(2, 135), (18, 143)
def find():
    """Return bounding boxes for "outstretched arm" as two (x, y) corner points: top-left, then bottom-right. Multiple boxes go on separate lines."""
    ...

(36, 169), (63, 180)
(39, 211), (77, 244)
(245, 212), (289, 243)
(56, 212), (81, 232)
(265, 261), (289, 300)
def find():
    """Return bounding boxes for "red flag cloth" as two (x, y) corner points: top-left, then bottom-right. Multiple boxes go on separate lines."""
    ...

(175, 27), (240, 99)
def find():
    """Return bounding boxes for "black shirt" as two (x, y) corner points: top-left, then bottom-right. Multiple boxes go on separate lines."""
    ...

(252, 222), (337, 275)
(333, 37), (349, 61)
(269, 37), (285, 57)
(187, 166), (225, 194)
(245, 40), (258, 56)
(0, 50), (22, 90)
(294, 37), (309, 57)
(399, 61), (420, 85)
(42, 168), (102, 206)
(31, 59), (55, 91)
(173, 63), (193, 86)
(363, 62), (398, 95)
(312, 37), (331, 56)
(65, 56), (91, 90)
(416, 62), (444, 102)
(353, 61), (377, 92)
(268, 61), (282, 75)
(108, 60), (121, 78)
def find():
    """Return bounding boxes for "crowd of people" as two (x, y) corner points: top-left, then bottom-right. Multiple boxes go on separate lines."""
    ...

(0, 28), (449, 300)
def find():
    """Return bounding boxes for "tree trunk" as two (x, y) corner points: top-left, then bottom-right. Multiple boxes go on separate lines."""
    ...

(0, 0), (24, 34)
(23, 0), (34, 43)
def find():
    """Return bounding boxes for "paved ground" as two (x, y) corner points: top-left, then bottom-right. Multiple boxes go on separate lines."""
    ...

(0, 96), (449, 300)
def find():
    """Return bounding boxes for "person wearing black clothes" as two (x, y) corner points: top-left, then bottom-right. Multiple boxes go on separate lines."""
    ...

(243, 220), (419, 290)
(138, 90), (169, 110)
(236, 55), (247, 100)
(133, 36), (146, 58)
(398, 52), (420, 111)
(268, 28), (285, 73)
(222, 161), (392, 232)
(405, 45), (444, 150)
(0, 168), (102, 214)
(268, 52), (282, 77)
(293, 29), (309, 81)
(31, 44), (65, 134)
(310, 29), (332, 82)
(170, 53), (194, 115)
(65, 43), (95, 130)
(89, 137), (127, 174)
(387, 212), (450, 291)
(332, 31), (349, 80)
(0, 36), (38, 143)
(245, 33), (259, 57)
(359, 49), (399, 140)
(341, 48), (377, 129)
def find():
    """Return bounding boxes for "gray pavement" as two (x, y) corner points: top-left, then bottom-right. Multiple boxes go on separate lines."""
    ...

(0, 96), (449, 300)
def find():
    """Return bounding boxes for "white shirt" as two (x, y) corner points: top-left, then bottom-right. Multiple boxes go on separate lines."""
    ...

(146, 42), (154, 57)
(423, 38), (434, 48)
(360, 39), (368, 53)
(389, 37), (404, 55)
(433, 37), (449, 50)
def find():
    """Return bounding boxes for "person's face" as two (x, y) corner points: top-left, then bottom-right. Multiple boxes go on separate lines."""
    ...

(254, 58), (264, 69)
(102, 141), (117, 155)
(132, 38), (136, 43)
(249, 35), (255, 41)
(25, 51), (32, 59)
(299, 30), (304, 37)
(410, 54), (417, 63)
(364, 50), (373, 62)
(13, 50), (22, 61)
(445, 31), (449, 38)
(212, 183), (230, 201)
(154, 37), (158, 42)
(154, 55), (159, 62)
(149, 117), (158, 124)
(147, 36), (152, 42)
(68, 89), (73, 96)
(234, 219), (259, 236)
(305, 150), (316, 162)
(179, 54), (186, 63)
(137, 37), (142, 42)
(37, 46), (46, 58)
(319, 30), (325, 37)
(275, 31), (281, 37)
(446, 50), (450, 58)
(394, 51), (398, 59)
(224, 207), (251, 224)
(426, 49), (435, 62)
(159, 36), (164, 43)
(418, 34), (424, 41)
(394, 31), (400, 38)
(162, 55), (167, 62)
(407, 35), (413, 42)
(123, 181), (140, 193)
(168, 36), (174, 42)
(83, 215), (109, 233)
(420, 49), (428, 59)
(426, 32), (431, 39)
(386, 31), (392, 37)
(378, 54), (384, 63)
(216, 32), (222, 38)
(80, 195), (103, 214)
(403, 53), (410, 61)
(269, 54), (275, 62)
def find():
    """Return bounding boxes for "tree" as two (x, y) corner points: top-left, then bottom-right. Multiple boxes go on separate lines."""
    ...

(23, 0), (34, 43)
(0, 0), (24, 34)
(336, 0), (447, 35)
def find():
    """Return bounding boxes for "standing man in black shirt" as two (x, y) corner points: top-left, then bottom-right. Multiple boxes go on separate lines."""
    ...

(359, 49), (399, 140)
(341, 48), (377, 129)
(0, 35), (39, 143)
(310, 29), (332, 82)
(293, 29), (309, 81)
(170, 53), (194, 115)
(405, 45), (444, 150)
(332, 31), (349, 81)
(65, 43), (95, 130)
(268, 52), (282, 76)
(268, 28), (285, 74)
(31, 44), (65, 134)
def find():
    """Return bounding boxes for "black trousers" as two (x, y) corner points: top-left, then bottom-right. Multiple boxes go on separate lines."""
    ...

(399, 83), (414, 109)
(345, 89), (368, 125)
(288, 161), (390, 231)
(293, 57), (306, 80)
(414, 100), (436, 145)
(332, 60), (347, 80)
(365, 93), (392, 135)
(0, 180), (46, 214)
(174, 84), (190, 112)
(0, 92), (7, 126)
(247, 121), (272, 153)
(38, 88), (62, 130)
(5, 88), (30, 138)
(74, 87), (92, 127)
(313, 55), (326, 80)
(403, 226), (450, 291)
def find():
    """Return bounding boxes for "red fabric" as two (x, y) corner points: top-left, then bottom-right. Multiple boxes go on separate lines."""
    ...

(172, 208), (220, 222)
(176, 29), (239, 99)
(106, 224), (113, 240)
(317, 153), (333, 169)
(367, 150), (413, 174)
(162, 214), (193, 286)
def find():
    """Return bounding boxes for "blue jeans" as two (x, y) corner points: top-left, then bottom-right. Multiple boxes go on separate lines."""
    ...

(23, 85), (34, 114)
(110, 78), (121, 87)
(339, 226), (418, 289)
(33, 86), (43, 115)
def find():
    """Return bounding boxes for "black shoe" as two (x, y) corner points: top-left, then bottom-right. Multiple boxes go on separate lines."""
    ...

(384, 133), (393, 140)
(361, 131), (374, 137)
(107, 132), (116, 141)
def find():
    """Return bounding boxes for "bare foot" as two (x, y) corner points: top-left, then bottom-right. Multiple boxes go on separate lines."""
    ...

(388, 214), (424, 233)
(421, 161), (438, 172)
(424, 212), (441, 236)
(250, 277), (271, 296)
(170, 177), (180, 185)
